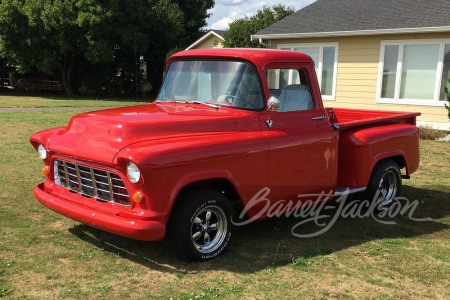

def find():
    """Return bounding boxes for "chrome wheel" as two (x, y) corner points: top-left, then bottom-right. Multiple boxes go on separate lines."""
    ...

(191, 205), (228, 254)
(377, 170), (398, 206)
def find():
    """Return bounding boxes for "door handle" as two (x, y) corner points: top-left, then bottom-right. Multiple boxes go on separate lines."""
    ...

(312, 116), (326, 120)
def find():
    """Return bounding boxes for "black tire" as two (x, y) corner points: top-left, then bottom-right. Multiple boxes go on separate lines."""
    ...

(168, 189), (234, 262)
(362, 160), (402, 211)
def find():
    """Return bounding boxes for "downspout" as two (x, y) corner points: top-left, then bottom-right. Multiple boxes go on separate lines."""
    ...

(251, 35), (270, 48)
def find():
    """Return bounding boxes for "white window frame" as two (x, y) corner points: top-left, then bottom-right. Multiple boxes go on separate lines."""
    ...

(377, 39), (450, 107)
(277, 43), (339, 101)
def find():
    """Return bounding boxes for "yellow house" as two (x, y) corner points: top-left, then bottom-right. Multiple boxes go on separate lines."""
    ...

(253, 0), (450, 130)
(186, 30), (226, 50)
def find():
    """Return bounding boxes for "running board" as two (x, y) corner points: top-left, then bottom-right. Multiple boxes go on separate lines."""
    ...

(334, 186), (366, 196)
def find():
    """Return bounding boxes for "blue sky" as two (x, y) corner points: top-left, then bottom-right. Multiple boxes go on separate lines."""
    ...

(206, 0), (317, 30)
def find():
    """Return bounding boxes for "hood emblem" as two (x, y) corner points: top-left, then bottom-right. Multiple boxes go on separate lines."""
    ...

(266, 119), (273, 128)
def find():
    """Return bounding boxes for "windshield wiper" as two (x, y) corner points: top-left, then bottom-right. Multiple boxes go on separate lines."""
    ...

(191, 101), (220, 109)
(156, 99), (186, 103)
(156, 100), (220, 109)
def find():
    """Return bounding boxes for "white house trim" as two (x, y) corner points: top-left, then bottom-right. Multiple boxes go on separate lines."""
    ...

(252, 26), (450, 40)
(416, 120), (450, 131)
(185, 31), (225, 50)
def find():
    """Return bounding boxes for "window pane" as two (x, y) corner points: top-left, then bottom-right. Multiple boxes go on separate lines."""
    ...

(321, 47), (335, 96)
(197, 72), (211, 101)
(276, 69), (314, 112)
(158, 60), (264, 110)
(292, 69), (300, 84)
(294, 47), (320, 75)
(400, 44), (439, 99)
(440, 44), (450, 100)
(266, 69), (278, 89)
(381, 45), (399, 98)
(279, 69), (290, 89)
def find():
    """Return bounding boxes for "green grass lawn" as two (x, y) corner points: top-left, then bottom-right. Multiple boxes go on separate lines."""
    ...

(0, 109), (449, 299)
(0, 94), (151, 108)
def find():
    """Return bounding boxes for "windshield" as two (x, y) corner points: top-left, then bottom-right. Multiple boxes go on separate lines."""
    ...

(157, 60), (265, 110)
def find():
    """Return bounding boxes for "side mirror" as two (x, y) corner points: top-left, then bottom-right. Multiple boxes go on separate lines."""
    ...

(267, 96), (280, 111)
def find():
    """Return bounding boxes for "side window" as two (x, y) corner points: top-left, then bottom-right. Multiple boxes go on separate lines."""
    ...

(266, 68), (315, 112)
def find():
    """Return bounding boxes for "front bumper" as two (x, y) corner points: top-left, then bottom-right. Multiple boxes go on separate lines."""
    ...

(34, 183), (166, 241)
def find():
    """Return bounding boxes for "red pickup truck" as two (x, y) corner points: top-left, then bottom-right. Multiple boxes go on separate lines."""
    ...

(31, 49), (420, 261)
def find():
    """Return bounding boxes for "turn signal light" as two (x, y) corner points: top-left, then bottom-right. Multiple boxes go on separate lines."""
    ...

(132, 192), (143, 203)
(41, 166), (49, 177)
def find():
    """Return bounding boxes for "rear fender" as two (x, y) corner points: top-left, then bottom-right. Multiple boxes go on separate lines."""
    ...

(338, 124), (419, 187)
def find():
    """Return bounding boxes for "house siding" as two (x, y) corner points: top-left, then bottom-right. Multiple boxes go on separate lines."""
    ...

(192, 35), (224, 49)
(271, 32), (450, 125)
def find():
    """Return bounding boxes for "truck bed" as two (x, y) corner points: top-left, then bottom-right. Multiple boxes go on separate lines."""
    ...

(326, 108), (421, 130)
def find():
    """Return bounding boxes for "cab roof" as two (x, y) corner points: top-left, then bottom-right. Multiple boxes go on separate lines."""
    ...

(167, 48), (314, 70)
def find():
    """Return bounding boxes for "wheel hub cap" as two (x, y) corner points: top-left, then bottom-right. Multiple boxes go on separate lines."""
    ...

(191, 205), (228, 254)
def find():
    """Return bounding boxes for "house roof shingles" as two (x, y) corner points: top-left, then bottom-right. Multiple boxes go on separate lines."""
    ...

(210, 29), (227, 36)
(255, 0), (450, 36)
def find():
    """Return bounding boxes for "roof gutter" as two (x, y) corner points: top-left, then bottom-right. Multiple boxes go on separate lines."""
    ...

(252, 26), (450, 40)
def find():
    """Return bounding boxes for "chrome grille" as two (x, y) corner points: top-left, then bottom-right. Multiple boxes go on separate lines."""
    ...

(54, 159), (130, 206)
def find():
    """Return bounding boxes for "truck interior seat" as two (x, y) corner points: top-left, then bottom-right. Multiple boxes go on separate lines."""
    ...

(278, 84), (314, 112)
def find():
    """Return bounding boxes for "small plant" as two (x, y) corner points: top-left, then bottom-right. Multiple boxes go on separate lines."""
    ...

(77, 252), (94, 259)
(0, 287), (13, 297)
(418, 125), (446, 140)
(174, 271), (188, 279)
(228, 284), (244, 293)
(98, 284), (112, 292)
(445, 76), (450, 120)
(8, 72), (17, 89)
(0, 258), (13, 268)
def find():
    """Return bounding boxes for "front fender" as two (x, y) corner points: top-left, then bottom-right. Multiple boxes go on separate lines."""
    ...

(30, 127), (66, 149)
(114, 132), (269, 223)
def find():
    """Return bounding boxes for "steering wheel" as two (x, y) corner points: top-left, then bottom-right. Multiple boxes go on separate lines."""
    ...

(216, 94), (238, 105)
(224, 95), (238, 103)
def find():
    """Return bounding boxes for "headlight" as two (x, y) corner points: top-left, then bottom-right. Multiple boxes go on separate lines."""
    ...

(38, 144), (47, 160)
(127, 161), (141, 183)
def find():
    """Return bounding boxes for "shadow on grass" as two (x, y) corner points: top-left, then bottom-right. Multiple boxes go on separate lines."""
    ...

(0, 90), (152, 102)
(68, 185), (449, 274)
(43, 95), (151, 102)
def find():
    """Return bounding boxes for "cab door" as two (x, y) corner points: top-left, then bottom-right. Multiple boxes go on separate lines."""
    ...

(260, 66), (337, 203)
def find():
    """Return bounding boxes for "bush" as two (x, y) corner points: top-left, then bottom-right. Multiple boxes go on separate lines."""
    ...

(445, 77), (450, 120)
(419, 125), (447, 140)
(8, 72), (17, 88)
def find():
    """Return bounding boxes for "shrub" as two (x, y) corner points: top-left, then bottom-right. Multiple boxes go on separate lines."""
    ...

(445, 77), (450, 120)
(418, 125), (447, 140)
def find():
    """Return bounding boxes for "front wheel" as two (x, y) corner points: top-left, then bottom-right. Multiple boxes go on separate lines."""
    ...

(169, 189), (234, 262)
(362, 160), (402, 211)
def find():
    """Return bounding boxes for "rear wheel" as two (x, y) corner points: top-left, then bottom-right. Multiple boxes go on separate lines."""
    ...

(169, 189), (233, 262)
(363, 160), (402, 210)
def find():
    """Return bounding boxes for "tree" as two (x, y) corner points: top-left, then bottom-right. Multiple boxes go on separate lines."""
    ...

(0, 0), (212, 95)
(144, 0), (214, 94)
(223, 5), (294, 48)
(0, 0), (85, 94)
(172, 0), (214, 47)
(0, 58), (8, 88)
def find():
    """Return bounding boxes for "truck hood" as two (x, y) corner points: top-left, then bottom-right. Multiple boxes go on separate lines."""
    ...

(48, 103), (238, 164)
